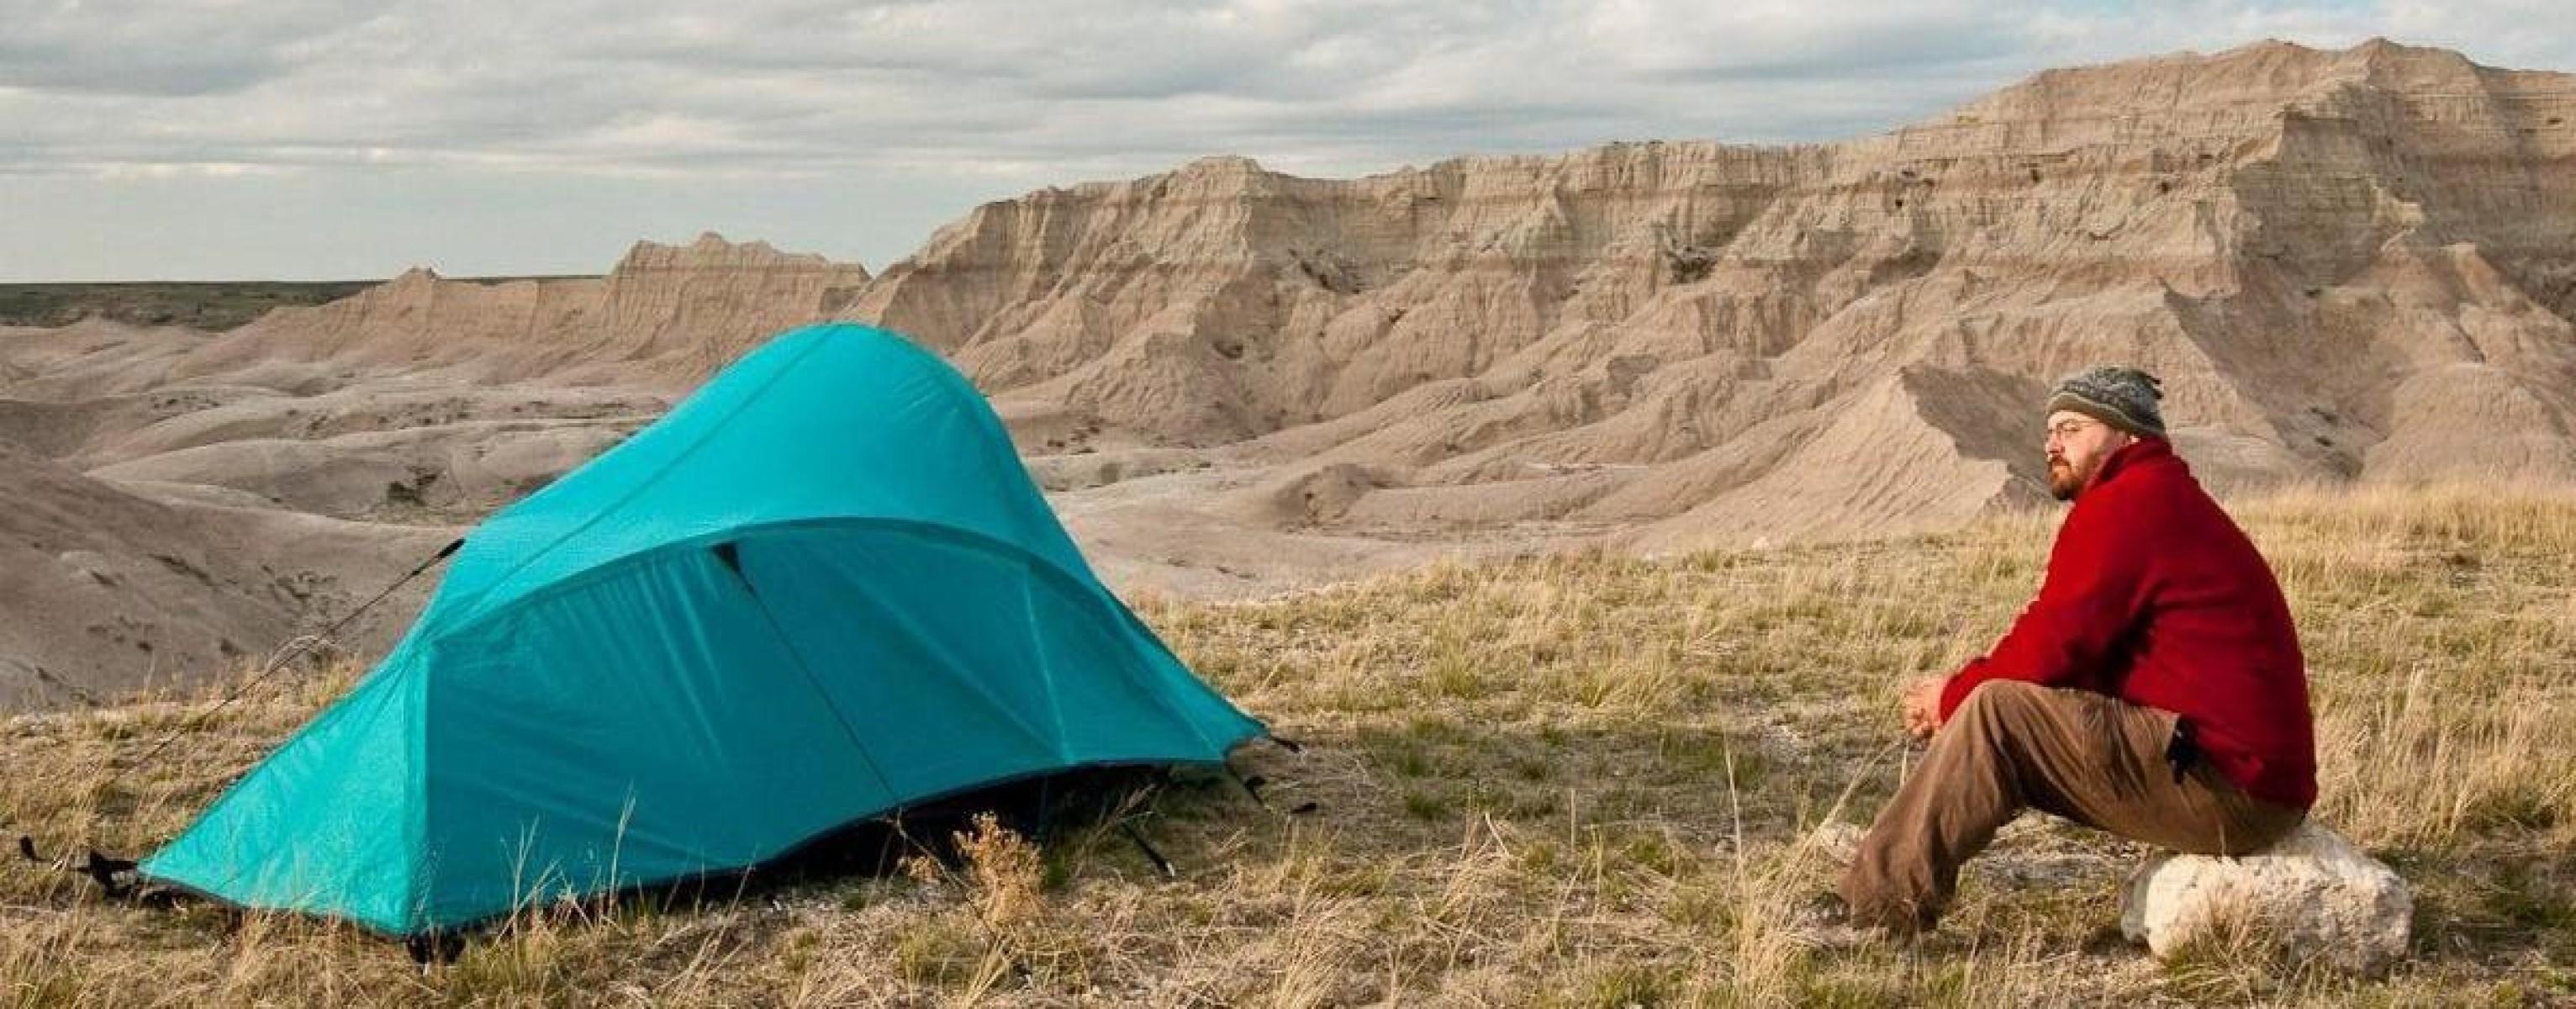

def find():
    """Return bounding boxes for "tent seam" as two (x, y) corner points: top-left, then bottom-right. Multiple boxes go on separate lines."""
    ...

(1021, 569), (1074, 765)
(725, 562), (905, 803)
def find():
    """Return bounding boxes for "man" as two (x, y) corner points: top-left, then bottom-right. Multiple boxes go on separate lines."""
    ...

(1829, 365), (2316, 938)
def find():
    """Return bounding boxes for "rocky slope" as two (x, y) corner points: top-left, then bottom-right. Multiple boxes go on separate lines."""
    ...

(0, 439), (451, 709)
(845, 38), (2576, 550)
(8, 39), (2576, 707)
(0, 235), (866, 708)
(176, 232), (873, 388)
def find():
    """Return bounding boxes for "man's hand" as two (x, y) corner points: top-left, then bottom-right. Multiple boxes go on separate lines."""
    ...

(1901, 676), (1947, 740)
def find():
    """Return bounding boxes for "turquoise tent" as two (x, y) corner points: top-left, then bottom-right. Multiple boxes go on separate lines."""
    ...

(140, 323), (1266, 936)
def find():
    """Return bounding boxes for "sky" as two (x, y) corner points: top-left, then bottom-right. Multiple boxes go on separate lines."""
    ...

(3, 0), (2572, 282)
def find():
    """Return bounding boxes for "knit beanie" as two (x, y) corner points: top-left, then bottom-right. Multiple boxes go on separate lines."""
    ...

(2047, 366), (2167, 438)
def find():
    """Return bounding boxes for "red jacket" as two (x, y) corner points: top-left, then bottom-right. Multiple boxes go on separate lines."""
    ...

(1939, 438), (2317, 809)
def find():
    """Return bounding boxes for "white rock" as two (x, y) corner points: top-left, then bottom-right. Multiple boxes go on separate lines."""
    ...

(1807, 821), (1866, 867)
(2120, 821), (2411, 972)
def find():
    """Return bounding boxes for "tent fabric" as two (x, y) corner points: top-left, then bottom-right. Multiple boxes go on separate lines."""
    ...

(140, 322), (1267, 935)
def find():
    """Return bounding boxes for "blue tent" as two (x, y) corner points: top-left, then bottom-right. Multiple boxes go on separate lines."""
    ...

(140, 323), (1266, 936)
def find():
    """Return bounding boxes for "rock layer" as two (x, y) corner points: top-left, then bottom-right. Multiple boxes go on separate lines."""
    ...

(845, 39), (2576, 551)
(10, 39), (2576, 704)
(0, 440), (451, 710)
(179, 232), (872, 388)
(0, 234), (856, 707)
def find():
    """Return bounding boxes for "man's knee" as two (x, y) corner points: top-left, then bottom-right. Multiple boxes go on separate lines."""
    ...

(1955, 679), (2045, 721)
(1937, 679), (2056, 745)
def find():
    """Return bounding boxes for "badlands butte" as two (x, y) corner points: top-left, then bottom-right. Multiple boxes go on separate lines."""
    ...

(5, 38), (2576, 709)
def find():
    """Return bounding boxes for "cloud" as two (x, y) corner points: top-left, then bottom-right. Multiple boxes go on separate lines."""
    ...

(12, 0), (2571, 177)
(1579, 0), (2031, 82)
(2, 0), (2573, 277)
(2379, 0), (2576, 68)
(0, 0), (377, 96)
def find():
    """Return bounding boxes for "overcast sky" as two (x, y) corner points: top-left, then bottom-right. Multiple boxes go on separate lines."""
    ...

(3, 0), (2570, 282)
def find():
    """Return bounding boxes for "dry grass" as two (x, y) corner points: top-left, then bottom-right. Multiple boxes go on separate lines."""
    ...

(3, 483), (2571, 1006)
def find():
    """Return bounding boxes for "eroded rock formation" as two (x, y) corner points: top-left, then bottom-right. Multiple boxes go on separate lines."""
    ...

(180, 232), (873, 388)
(844, 39), (2576, 551)
(8, 39), (2576, 704)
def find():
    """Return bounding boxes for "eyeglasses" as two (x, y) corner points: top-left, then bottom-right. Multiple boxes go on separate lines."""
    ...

(2045, 418), (2104, 444)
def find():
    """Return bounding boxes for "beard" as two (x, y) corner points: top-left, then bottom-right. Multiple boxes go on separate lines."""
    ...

(2047, 457), (2082, 501)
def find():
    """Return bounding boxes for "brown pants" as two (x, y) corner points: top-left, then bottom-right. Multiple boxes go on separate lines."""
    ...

(1840, 679), (2306, 932)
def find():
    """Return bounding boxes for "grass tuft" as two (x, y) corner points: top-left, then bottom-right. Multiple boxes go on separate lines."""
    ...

(2, 484), (2572, 1003)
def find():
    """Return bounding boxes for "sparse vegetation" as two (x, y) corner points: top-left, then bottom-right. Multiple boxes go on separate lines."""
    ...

(0, 282), (377, 331)
(0, 278), (591, 332)
(3, 484), (2571, 1005)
